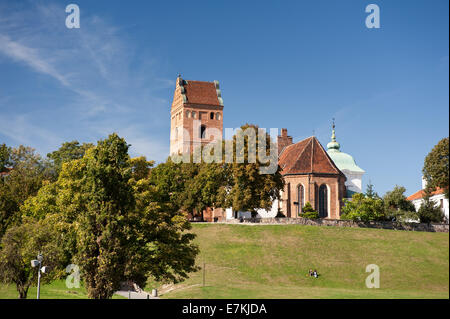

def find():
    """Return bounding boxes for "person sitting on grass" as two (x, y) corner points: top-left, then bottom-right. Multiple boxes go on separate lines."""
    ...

(313, 269), (319, 278)
(308, 269), (313, 277)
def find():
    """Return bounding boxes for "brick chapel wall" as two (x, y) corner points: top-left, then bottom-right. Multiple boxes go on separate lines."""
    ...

(281, 174), (344, 219)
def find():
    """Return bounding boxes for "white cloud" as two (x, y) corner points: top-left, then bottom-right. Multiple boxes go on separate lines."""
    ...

(0, 1), (173, 161)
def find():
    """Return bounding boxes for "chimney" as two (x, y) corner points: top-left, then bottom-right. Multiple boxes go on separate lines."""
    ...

(277, 128), (293, 155)
(421, 176), (428, 190)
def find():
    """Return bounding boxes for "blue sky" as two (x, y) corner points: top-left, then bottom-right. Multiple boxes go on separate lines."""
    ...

(0, 0), (448, 196)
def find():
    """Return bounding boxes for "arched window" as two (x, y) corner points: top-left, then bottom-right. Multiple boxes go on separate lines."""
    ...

(318, 184), (328, 218)
(192, 111), (196, 119)
(216, 112), (221, 120)
(210, 112), (214, 120)
(200, 125), (206, 139)
(186, 111), (191, 118)
(297, 184), (304, 215)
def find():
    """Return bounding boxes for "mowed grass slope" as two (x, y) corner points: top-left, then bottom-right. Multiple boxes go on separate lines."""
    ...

(0, 280), (126, 299)
(153, 224), (449, 299)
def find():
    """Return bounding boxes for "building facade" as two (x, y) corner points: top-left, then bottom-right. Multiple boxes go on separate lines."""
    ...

(407, 177), (449, 223)
(278, 134), (347, 219)
(170, 75), (224, 156)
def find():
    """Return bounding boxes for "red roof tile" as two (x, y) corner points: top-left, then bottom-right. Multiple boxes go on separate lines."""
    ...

(0, 167), (12, 177)
(183, 80), (221, 106)
(407, 187), (446, 201)
(278, 136), (344, 176)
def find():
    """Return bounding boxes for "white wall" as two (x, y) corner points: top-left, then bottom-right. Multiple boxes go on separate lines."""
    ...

(226, 199), (279, 219)
(342, 170), (363, 194)
(412, 194), (449, 222)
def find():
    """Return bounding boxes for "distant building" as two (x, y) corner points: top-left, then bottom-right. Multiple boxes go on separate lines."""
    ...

(0, 167), (12, 178)
(326, 121), (365, 198)
(407, 177), (449, 222)
(170, 75), (224, 155)
(277, 134), (347, 219)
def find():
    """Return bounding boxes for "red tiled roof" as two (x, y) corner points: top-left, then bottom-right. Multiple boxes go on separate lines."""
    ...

(183, 80), (221, 106)
(0, 167), (12, 177)
(407, 187), (446, 201)
(278, 136), (344, 176)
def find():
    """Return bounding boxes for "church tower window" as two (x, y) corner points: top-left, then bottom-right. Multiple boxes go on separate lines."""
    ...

(210, 112), (214, 120)
(216, 112), (221, 120)
(200, 125), (207, 139)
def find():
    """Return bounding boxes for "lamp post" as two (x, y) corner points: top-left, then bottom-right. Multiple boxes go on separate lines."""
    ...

(31, 253), (47, 299)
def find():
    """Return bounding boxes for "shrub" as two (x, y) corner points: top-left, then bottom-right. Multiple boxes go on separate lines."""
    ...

(340, 193), (385, 221)
(300, 202), (319, 219)
(418, 197), (444, 223)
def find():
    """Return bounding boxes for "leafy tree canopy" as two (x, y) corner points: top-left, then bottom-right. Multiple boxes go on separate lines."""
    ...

(423, 137), (449, 198)
(0, 146), (51, 237)
(0, 143), (11, 171)
(341, 193), (385, 222)
(47, 140), (94, 175)
(0, 216), (67, 299)
(22, 133), (199, 298)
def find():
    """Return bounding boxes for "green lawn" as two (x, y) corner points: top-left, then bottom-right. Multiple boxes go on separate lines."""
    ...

(148, 224), (449, 299)
(0, 279), (126, 299)
(1, 224), (448, 299)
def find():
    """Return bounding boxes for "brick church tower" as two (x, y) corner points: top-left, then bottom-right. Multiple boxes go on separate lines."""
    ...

(170, 75), (224, 155)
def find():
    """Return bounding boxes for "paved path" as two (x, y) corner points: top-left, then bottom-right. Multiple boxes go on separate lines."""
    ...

(115, 290), (159, 299)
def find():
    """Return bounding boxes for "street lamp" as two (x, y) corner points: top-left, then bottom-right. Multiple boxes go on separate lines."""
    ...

(31, 253), (47, 299)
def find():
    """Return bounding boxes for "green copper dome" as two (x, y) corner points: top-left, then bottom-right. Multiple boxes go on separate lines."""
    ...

(326, 122), (365, 173)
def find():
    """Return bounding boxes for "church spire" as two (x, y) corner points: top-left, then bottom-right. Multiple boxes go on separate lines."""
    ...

(327, 118), (340, 152)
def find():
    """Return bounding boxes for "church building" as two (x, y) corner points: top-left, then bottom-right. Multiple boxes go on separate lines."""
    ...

(277, 131), (347, 218)
(169, 76), (364, 220)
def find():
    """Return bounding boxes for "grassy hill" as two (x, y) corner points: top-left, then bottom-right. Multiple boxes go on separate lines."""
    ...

(149, 223), (449, 299)
(1, 223), (447, 299)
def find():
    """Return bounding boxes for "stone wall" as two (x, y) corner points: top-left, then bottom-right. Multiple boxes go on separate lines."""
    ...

(225, 217), (449, 233)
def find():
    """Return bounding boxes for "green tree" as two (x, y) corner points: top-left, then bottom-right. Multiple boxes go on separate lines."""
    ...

(224, 124), (284, 218)
(0, 216), (66, 298)
(130, 156), (154, 181)
(300, 202), (319, 219)
(0, 146), (49, 237)
(417, 188), (445, 223)
(383, 185), (417, 221)
(179, 162), (228, 220)
(129, 177), (199, 286)
(423, 137), (449, 198)
(341, 193), (385, 221)
(22, 134), (199, 298)
(47, 140), (94, 176)
(365, 180), (379, 199)
(0, 143), (11, 171)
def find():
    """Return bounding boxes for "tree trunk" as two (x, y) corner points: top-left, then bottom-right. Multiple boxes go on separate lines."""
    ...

(17, 286), (28, 299)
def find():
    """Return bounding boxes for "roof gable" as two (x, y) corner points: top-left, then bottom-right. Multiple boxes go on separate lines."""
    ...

(279, 136), (343, 175)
